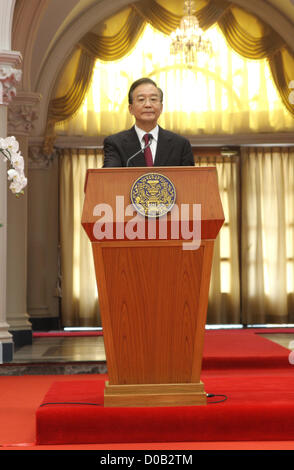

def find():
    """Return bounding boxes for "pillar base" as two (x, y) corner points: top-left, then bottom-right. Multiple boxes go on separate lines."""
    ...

(9, 329), (32, 349)
(0, 341), (13, 363)
(104, 381), (207, 407)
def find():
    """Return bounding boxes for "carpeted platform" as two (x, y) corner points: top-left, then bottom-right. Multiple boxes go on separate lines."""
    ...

(36, 372), (294, 445)
(202, 329), (292, 369)
(36, 330), (294, 445)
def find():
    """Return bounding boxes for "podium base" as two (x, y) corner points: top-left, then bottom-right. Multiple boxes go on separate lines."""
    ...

(104, 381), (207, 407)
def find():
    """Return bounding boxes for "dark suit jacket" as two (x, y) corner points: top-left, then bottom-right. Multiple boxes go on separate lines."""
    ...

(103, 126), (194, 167)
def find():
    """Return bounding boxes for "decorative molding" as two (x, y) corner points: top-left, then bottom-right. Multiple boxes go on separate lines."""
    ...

(54, 132), (294, 149)
(55, 135), (104, 148)
(188, 132), (294, 147)
(7, 312), (32, 331)
(0, 50), (22, 105)
(28, 139), (56, 170)
(0, 64), (22, 105)
(8, 91), (42, 135)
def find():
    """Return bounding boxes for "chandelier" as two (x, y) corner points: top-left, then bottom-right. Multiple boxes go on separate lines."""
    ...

(170, 0), (213, 65)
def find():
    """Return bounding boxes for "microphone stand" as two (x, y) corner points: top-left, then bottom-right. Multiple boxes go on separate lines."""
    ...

(126, 137), (153, 167)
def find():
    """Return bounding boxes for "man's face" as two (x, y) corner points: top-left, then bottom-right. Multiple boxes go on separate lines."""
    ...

(128, 83), (163, 130)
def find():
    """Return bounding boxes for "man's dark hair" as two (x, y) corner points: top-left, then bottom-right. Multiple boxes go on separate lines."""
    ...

(128, 78), (163, 104)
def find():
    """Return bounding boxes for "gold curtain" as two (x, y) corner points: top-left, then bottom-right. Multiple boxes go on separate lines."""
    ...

(241, 147), (294, 324)
(194, 155), (240, 324)
(55, 23), (293, 137)
(55, 0), (294, 326)
(59, 148), (103, 326)
(45, 49), (96, 154)
(59, 152), (241, 326)
(44, 0), (294, 151)
(59, 147), (294, 326)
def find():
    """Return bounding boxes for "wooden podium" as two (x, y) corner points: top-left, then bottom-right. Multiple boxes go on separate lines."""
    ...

(82, 167), (224, 407)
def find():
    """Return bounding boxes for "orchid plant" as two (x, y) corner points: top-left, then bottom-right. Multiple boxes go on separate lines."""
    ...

(0, 136), (27, 196)
(0, 136), (27, 227)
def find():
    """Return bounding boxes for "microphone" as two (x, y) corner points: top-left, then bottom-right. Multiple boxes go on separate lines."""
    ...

(126, 134), (153, 167)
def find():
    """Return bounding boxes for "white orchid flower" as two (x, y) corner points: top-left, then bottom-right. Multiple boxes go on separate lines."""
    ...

(4, 136), (19, 153)
(7, 168), (18, 180)
(11, 152), (24, 171)
(9, 173), (27, 195)
(0, 136), (27, 196)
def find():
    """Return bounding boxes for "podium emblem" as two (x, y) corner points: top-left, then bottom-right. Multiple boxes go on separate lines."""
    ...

(130, 173), (176, 218)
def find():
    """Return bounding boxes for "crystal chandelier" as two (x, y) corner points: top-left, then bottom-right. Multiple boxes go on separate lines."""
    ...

(170, 0), (213, 65)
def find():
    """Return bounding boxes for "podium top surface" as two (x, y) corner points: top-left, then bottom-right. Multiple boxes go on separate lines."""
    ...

(82, 166), (224, 241)
(84, 166), (216, 192)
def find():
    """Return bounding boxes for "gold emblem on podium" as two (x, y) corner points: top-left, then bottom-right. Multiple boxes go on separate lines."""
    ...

(130, 173), (176, 218)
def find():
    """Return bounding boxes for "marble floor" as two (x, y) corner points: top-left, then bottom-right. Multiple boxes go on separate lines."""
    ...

(11, 331), (294, 363)
(259, 332), (294, 350)
(13, 336), (106, 363)
(0, 329), (293, 375)
(0, 334), (107, 375)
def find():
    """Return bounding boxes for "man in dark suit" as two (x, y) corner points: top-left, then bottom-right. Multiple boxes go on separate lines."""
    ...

(103, 78), (194, 167)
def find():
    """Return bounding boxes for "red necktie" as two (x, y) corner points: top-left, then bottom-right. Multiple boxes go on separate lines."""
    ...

(143, 134), (153, 167)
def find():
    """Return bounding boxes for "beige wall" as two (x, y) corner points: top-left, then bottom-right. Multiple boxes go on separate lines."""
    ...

(27, 149), (59, 325)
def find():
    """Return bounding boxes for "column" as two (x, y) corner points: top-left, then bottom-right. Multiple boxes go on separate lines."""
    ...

(0, 48), (22, 361)
(7, 91), (41, 347)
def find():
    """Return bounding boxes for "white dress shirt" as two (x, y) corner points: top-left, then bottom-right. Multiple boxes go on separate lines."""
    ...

(134, 125), (159, 163)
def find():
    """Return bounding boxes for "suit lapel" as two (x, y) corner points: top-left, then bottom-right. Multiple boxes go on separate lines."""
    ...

(122, 126), (140, 159)
(122, 127), (145, 166)
(154, 126), (172, 166)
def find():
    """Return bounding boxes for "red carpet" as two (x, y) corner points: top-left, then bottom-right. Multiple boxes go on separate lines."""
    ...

(35, 373), (294, 445)
(202, 329), (292, 369)
(35, 330), (294, 445)
(1, 374), (294, 450)
(33, 331), (103, 338)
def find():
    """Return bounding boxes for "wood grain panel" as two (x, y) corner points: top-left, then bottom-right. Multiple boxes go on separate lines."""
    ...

(92, 240), (212, 385)
(104, 381), (207, 407)
(84, 167), (224, 406)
